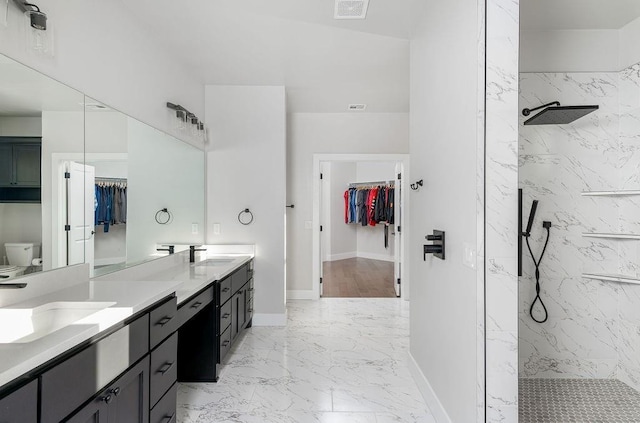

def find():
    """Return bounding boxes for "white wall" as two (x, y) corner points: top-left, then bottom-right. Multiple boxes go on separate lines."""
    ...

(205, 86), (286, 324)
(521, 16), (640, 73)
(126, 118), (205, 264)
(286, 113), (409, 294)
(41, 110), (84, 270)
(0, 0), (204, 147)
(409, 1), (481, 421)
(0, 117), (42, 136)
(520, 29), (619, 72)
(326, 162), (357, 261)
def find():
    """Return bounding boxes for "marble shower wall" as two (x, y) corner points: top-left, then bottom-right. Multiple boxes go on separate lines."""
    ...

(519, 65), (640, 388)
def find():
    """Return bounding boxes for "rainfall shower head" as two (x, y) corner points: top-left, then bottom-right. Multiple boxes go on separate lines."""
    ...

(522, 101), (599, 125)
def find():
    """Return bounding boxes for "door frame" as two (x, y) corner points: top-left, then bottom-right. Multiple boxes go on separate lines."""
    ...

(311, 153), (410, 300)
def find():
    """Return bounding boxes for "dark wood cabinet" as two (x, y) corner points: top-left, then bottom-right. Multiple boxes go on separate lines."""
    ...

(0, 379), (38, 423)
(67, 356), (149, 423)
(177, 259), (254, 383)
(0, 137), (41, 202)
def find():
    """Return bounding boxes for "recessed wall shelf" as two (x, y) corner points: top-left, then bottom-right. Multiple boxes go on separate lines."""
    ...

(582, 273), (640, 285)
(583, 233), (640, 240)
(581, 190), (640, 197)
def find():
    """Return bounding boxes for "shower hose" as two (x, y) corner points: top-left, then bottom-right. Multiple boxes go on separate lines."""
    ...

(525, 225), (550, 323)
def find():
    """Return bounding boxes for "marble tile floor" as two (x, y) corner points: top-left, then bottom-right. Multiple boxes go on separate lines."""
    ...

(519, 378), (640, 423)
(177, 298), (434, 423)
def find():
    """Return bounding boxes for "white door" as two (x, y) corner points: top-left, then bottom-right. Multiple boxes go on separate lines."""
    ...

(66, 162), (95, 273)
(393, 163), (402, 297)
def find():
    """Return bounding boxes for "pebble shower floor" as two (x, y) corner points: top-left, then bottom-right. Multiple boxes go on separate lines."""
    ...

(519, 378), (640, 423)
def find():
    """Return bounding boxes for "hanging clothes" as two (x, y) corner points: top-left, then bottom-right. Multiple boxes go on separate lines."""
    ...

(95, 180), (128, 232)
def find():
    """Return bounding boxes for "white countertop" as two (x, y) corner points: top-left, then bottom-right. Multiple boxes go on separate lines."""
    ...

(0, 279), (180, 388)
(0, 246), (254, 389)
(142, 254), (254, 304)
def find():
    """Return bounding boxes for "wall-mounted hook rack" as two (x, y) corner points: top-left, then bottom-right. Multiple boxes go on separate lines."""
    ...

(411, 179), (423, 191)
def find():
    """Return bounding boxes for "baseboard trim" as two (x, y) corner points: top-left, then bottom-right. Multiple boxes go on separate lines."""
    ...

(326, 252), (357, 261)
(357, 252), (394, 262)
(408, 352), (452, 423)
(287, 290), (318, 300)
(252, 312), (287, 326)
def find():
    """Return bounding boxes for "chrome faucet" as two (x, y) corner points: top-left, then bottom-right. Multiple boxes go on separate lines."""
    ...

(189, 245), (206, 263)
(157, 245), (175, 255)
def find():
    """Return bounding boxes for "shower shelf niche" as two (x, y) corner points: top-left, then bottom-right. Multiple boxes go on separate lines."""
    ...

(582, 233), (640, 240)
(581, 190), (640, 197)
(582, 273), (640, 285)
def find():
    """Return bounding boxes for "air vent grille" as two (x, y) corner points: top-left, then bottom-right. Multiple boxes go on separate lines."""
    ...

(334, 0), (369, 19)
(348, 104), (367, 111)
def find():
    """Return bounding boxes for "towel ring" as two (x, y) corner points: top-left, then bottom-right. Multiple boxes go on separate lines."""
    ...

(155, 208), (172, 225)
(238, 208), (254, 225)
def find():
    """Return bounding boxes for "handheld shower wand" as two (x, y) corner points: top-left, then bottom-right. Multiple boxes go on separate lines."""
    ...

(522, 200), (550, 324)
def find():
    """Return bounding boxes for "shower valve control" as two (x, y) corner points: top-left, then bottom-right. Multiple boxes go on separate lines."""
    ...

(424, 230), (445, 261)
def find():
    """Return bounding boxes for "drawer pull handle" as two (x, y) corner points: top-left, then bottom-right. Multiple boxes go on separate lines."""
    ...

(191, 301), (203, 309)
(222, 340), (230, 347)
(248, 309), (253, 313)
(163, 412), (176, 423)
(158, 361), (175, 375)
(102, 394), (113, 404)
(222, 287), (230, 293)
(222, 313), (230, 318)
(157, 316), (173, 326)
(248, 288), (254, 292)
(109, 387), (120, 396)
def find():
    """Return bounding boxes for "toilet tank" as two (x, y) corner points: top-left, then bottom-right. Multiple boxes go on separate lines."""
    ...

(5, 243), (35, 266)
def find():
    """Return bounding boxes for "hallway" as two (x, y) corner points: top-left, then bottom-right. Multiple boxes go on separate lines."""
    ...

(177, 299), (433, 422)
(322, 258), (396, 298)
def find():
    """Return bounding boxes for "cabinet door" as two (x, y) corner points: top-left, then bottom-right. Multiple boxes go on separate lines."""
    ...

(108, 356), (150, 423)
(0, 380), (38, 423)
(12, 144), (40, 187)
(0, 144), (13, 187)
(66, 399), (109, 423)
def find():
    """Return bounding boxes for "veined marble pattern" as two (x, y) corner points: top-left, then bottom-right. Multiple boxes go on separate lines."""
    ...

(519, 62), (640, 391)
(177, 299), (434, 423)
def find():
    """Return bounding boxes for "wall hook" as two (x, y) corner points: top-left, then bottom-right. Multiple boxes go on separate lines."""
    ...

(410, 179), (423, 191)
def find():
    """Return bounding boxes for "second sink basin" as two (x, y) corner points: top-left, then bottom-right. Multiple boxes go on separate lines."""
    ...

(198, 258), (236, 266)
(0, 301), (116, 344)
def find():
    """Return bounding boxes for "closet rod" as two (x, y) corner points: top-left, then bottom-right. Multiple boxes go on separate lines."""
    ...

(95, 177), (127, 182)
(348, 180), (395, 188)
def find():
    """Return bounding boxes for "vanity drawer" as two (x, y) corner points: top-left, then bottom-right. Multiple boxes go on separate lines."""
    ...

(218, 325), (232, 363)
(218, 299), (232, 335)
(178, 287), (213, 327)
(219, 276), (232, 304)
(231, 264), (249, 293)
(150, 382), (177, 423)
(150, 297), (178, 349)
(150, 332), (178, 407)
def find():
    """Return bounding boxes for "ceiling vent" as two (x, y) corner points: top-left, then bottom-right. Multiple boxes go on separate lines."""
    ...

(348, 104), (367, 111)
(334, 0), (369, 20)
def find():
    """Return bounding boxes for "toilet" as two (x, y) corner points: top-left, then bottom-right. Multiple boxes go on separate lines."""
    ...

(0, 243), (37, 280)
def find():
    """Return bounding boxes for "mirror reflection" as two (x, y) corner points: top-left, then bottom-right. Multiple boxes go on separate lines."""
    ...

(0, 52), (205, 281)
(0, 54), (85, 278)
(85, 98), (205, 277)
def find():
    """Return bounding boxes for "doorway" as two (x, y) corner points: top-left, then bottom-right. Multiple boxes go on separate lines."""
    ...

(312, 154), (409, 300)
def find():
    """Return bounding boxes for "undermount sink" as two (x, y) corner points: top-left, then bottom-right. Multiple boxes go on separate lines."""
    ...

(0, 301), (116, 344)
(198, 258), (236, 266)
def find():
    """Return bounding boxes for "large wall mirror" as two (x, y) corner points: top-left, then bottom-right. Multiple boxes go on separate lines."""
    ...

(0, 53), (205, 281)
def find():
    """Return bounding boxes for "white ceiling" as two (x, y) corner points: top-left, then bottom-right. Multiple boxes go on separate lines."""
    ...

(0, 56), (84, 116)
(521, 0), (640, 30)
(120, 0), (417, 113)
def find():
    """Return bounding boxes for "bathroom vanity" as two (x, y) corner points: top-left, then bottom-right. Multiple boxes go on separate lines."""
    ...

(0, 249), (255, 422)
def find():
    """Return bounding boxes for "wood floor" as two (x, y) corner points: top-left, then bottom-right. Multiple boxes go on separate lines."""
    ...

(322, 257), (396, 298)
